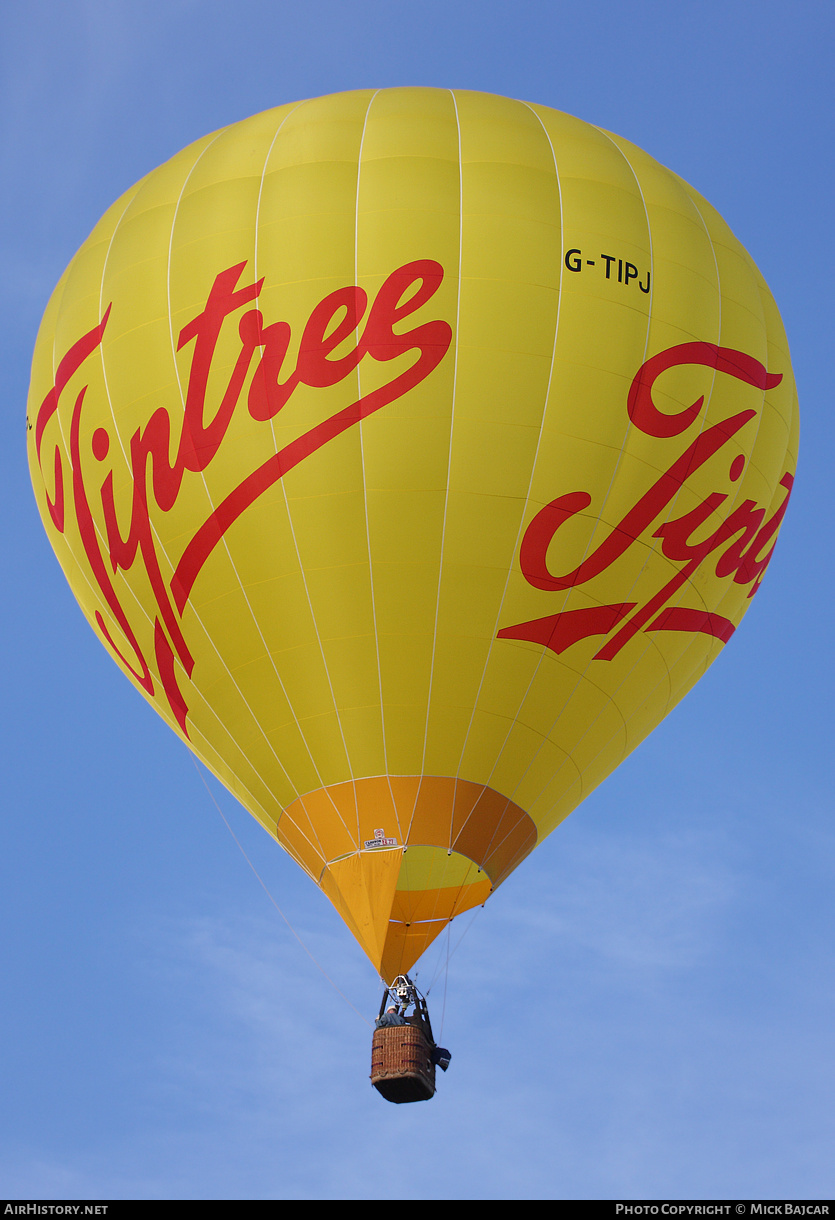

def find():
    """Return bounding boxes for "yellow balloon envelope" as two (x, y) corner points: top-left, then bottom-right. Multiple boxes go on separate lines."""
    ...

(28, 89), (798, 981)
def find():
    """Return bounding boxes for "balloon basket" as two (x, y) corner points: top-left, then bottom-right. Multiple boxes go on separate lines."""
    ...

(370, 1025), (436, 1104)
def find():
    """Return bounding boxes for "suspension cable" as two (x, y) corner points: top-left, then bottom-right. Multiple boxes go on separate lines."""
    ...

(193, 760), (373, 1028)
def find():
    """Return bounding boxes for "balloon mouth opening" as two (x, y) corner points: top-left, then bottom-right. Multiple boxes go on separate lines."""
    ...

(274, 775), (537, 977)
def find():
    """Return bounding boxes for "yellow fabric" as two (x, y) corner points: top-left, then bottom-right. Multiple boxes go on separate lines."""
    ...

(28, 89), (798, 979)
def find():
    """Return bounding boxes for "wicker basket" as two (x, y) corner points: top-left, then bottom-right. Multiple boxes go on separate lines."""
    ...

(370, 1024), (436, 1103)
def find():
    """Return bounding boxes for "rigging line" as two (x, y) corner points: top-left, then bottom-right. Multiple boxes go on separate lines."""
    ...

(354, 88), (399, 841)
(514, 147), (752, 817)
(260, 99), (368, 852)
(417, 925), (444, 993)
(436, 920), (452, 1041)
(192, 758), (373, 1028)
(407, 88), (464, 850)
(454, 101), (564, 820)
(89, 124), (311, 837)
(481, 112), (645, 812)
(159, 134), (322, 822)
(425, 904), (482, 997)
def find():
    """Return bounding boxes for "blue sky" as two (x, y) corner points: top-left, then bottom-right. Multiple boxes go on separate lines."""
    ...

(1, 0), (833, 1201)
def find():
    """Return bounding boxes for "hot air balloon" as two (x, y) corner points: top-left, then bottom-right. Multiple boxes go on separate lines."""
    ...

(28, 89), (798, 1043)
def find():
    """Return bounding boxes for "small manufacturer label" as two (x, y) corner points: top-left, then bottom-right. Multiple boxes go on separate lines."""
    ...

(364, 827), (398, 849)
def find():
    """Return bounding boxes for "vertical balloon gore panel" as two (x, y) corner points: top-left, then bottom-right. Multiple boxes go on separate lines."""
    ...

(28, 88), (798, 979)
